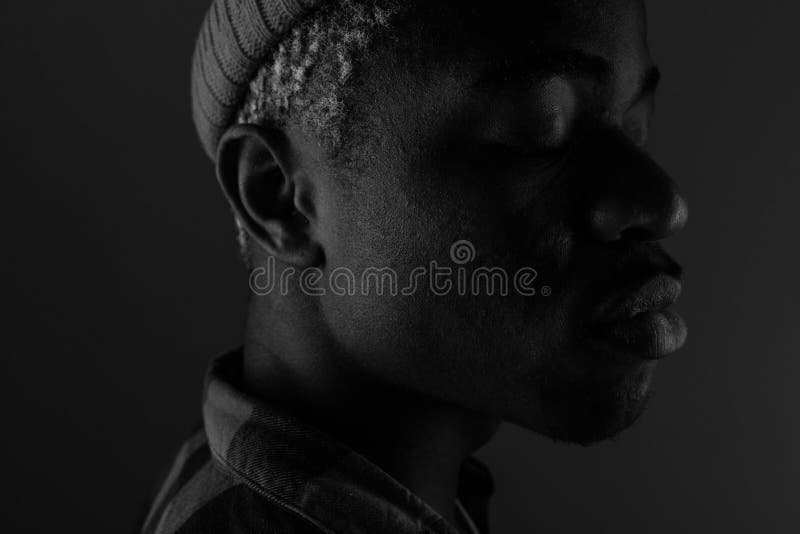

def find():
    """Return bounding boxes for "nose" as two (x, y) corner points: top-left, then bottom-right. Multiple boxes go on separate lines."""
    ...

(583, 129), (688, 243)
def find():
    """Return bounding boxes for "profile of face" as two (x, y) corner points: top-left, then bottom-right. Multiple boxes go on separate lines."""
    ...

(227, 0), (688, 446)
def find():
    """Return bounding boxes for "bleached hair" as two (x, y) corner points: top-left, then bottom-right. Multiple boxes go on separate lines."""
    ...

(233, 0), (404, 260)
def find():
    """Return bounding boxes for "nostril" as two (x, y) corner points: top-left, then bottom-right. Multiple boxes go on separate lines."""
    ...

(587, 192), (688, 244)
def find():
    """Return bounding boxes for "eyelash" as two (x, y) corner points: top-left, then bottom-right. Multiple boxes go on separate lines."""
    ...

(497, 134), (570, 156)
(489, 141), (571, 171)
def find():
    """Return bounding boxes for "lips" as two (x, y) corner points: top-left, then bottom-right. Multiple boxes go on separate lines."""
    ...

(589, 273), (687, 360)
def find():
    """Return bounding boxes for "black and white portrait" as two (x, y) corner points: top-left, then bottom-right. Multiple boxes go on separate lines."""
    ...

(4, 1), (798, 533)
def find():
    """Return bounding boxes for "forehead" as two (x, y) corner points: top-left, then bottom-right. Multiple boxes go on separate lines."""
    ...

(396, 0), (650, 85)
(415, 0), (647, 48)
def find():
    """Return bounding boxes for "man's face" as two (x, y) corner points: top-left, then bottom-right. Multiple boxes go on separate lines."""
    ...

(307, 0), (687, 444)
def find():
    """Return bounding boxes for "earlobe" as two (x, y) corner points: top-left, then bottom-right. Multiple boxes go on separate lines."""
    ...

(216, 124), (322, 267)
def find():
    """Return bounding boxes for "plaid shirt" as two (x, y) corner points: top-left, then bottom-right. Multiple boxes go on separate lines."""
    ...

(141, 350), (494, 533)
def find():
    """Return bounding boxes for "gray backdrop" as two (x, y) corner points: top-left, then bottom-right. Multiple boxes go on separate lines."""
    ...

(3, 1), (798, 532)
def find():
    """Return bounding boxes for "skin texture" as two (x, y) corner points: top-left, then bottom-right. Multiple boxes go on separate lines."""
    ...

(216, 0), (687, 526)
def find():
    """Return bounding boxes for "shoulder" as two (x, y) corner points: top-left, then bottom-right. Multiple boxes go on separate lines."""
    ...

(168, 483), (326, 534)
(142, 429), (326, 534)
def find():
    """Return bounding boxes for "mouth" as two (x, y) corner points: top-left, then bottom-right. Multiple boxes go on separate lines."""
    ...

(588, 274), (687, 360)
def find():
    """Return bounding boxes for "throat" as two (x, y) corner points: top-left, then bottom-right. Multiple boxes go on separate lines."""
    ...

(242, 335), (497, 528)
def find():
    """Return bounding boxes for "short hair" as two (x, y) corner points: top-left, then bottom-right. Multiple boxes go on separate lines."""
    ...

(232, 0), (405, 261)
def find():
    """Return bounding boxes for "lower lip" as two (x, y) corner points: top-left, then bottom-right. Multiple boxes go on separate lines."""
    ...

(591, 310), (688, 361)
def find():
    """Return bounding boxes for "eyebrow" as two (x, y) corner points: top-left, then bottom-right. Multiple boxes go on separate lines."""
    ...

(475, 48), (661, 99)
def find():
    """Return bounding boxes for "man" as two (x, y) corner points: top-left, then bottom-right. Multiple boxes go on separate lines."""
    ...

(143, 0), (688, 532)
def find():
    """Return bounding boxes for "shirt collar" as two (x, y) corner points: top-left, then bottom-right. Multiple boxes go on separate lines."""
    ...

(202, 350), (493, 534)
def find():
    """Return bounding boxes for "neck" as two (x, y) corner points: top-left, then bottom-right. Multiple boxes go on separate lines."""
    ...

(241, 297), (499, 526)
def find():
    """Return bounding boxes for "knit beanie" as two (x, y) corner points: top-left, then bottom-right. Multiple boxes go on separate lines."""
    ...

(191, 0), (329, 161)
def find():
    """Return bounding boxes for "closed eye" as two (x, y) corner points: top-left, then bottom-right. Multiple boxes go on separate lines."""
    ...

(484, 141), (571, 170)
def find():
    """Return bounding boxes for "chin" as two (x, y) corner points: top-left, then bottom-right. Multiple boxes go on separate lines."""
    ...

(529, 361), (656, 446)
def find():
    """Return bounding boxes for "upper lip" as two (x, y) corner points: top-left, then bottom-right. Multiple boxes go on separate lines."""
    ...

(590, 273), (683, 326)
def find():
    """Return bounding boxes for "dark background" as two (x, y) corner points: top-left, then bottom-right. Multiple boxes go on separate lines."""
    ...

(3, 1), (798, 532)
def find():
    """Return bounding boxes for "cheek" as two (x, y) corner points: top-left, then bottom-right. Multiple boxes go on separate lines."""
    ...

(315, 158), (581, 401)
(318, 227), (578, 411)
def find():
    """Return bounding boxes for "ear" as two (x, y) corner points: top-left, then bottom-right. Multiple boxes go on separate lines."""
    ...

(216, 124), (322, 267)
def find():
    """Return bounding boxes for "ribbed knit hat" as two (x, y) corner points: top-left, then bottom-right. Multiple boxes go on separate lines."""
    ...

(191, 0), (329, 160)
